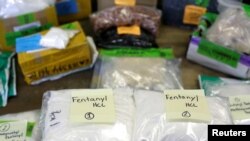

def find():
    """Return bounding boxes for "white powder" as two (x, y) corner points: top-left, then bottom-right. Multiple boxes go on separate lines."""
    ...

(40, 88), (135, 141)
(133, 90), (232, 141)
(94, 57), (182, 91)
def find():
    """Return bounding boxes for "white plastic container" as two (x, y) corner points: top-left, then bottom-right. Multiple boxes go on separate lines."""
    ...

(217, 0), (242, 13)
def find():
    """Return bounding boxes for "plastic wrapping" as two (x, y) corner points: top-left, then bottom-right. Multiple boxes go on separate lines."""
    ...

(199, 75), (250, 124)
(206, 8), (250, 54)
(39, 88), (135, 141)
(0, 52), (16, 107)
(40, 27), (79, 49)
(0, 110), (41, 141)
(133, 90), (232, 141)
(0, 0), (55, 19)
(90, 6), (161, 36)
(95, 27), (158, 49)
(199, 75), (250, 97)
(217, 0), (242, 13)
(91, 54), (183, 91)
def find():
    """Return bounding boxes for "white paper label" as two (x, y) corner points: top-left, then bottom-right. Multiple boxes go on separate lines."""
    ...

(0, 120), (27, 141)
(230, 95), (250, 121)
(164, 90), (211, 123)
(70, 89), (116, 123)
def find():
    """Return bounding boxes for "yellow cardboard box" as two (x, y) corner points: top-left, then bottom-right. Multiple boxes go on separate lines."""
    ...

(0, 6), (58, 51)
(17, 22), (92, 84)
(57, 0), (92, 23)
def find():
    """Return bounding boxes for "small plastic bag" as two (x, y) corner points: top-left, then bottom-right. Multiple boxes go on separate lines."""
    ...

(206, 8), (250, 54)
(40, 27), (79, 49)
(199, 75), (250, 124)
(133, 90), (232, 141)
(39, 88), (135, 141)
(91, 48), (183, 91)
(0, 110), (42, 141)
(0, 0), (54, 19)
(199, 74), (250, 97)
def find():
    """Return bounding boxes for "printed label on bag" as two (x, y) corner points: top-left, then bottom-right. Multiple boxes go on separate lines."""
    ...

(183, 5), (207, 25)
(229, 95), (250, 121)
(117, 25), (141, 36)
(17, 13), (36, 25)
(14, 21), (41, 32)
(115, 0), (136, 6)
(70, 89), (116, 123)
(0, 120), (27, 141)
(197, 39), (241, 68)
(100, 48), (174, 59)
(164, 90), (211, 123)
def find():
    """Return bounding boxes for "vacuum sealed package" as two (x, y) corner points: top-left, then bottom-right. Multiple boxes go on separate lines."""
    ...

(187, 12), (250, 79)
(133, 90), (232, 141)
(90, 6), (161, 36)
(0, 52), (16, 107)
(0, 110), (41, 141)
(199, 75), (250, 124)
(206, 8), (250, 54)
(162, 0), (218, 29)
(91, 48), (183, 91)
(40, 88), (135, 141)
(95, 26), (158, 49)
(0, 0), (55, 19)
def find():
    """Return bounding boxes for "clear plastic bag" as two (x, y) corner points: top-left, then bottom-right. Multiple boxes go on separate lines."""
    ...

(91, 57), (183, 91)
(199, 75), (250, 124)
(133, 90), (232, 141)
(39, 88), (135, 141)
(90, 6), (161, 36)
(206, 8), (250, 54)
(199, 75), (250, 97)
(0, 110), (42, 141)
(0, 0), (55, 19)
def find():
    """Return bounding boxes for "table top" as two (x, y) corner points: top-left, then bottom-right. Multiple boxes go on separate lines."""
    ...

(0, 21), (228, 115)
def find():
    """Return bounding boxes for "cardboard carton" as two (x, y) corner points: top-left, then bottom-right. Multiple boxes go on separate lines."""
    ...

(18, 22), (92, 84)
(0, 6), (58, 51)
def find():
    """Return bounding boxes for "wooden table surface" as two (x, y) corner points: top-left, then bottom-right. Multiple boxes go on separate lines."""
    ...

(0, 21), (228, 115)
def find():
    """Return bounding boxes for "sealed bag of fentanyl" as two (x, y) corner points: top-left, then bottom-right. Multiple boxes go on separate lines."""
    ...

(40, 88), (135, 141)
(199, 74), (250, 124)
(91, 48), (183, 91)
(0, 110), (41, 141)
(133, 89), (232, 141)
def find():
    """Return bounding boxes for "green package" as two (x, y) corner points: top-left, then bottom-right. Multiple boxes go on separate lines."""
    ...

(0, 52), (15, 107)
